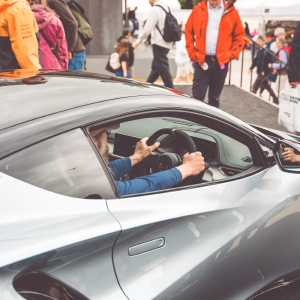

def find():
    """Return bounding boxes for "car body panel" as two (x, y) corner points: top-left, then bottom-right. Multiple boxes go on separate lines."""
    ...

(0, 95), (275, 161)
(0, 172), (125, 299)
(1, 71), (300, 300)
(108, 165), (300, 300)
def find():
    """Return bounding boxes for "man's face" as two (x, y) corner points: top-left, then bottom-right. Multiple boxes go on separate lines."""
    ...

(149, 0), (156, 7)
(93, 131), (109, 164)
(276, 41), (283, 49)
(278, 32), (286, 39)
(208, 0), (222, 8)
(257, 39), (265, 47)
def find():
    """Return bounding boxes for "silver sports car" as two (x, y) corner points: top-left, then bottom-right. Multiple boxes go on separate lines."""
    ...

(1, 70), (300, 300)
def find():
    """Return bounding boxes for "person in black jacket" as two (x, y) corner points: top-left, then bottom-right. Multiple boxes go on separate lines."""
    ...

(117, 28), (135, 78)
(248, 36), (278, 104)
(288, 22), (300, 88)
(47, 0), (85, 71)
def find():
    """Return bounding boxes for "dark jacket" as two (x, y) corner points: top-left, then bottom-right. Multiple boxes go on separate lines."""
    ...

(288, 21), (300, 83)
(117, 36), (134, 67)
(47, 0), (85, 53)
(250, 47), (273, 75)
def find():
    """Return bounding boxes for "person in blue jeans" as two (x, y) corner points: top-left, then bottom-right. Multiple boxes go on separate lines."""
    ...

(47, 0), (86, 71)
(91, 125), (205, 197)
(69, 51), (86, 71)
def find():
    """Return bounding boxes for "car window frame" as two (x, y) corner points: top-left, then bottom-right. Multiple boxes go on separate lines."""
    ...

(0, 128), (117, 200)
(85, 109), (269, 199)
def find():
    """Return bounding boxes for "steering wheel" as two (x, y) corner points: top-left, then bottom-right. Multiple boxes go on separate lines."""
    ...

(138, 128), (207, 186)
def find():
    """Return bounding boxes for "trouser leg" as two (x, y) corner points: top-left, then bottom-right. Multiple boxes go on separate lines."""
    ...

(262, 77), (278, 104)
(192, 63), (210, 101)
(147, 57), (160, 83)
(147, 44), (174, 89)
(207, 61), (228, 108)
(252, 74), (262, 94)
(68, 51), (85, 71)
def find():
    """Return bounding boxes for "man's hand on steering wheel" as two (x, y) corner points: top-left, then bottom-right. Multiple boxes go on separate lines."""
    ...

(176, 152), (205, 180)
(130, 137), (160, 166)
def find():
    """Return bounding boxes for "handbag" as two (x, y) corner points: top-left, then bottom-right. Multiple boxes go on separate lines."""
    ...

(278, 84), (300, 133)
(39, 29), (59, 60)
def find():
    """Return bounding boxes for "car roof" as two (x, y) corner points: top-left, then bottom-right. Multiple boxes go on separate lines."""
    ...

(0, 70), (179, 131)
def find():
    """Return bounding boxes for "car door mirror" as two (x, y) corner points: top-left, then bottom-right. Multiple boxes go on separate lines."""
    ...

(274, 139), (300, 173)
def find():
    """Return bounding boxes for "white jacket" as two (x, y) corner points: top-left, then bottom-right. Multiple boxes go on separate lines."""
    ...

(136, 1), (173, 49)
(175, 34), (190, 64)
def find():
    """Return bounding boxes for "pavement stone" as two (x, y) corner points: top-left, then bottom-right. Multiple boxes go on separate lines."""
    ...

(175, 84), (287, 133)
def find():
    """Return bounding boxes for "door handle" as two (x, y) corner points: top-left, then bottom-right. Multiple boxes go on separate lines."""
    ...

(129, 238), (165, 256)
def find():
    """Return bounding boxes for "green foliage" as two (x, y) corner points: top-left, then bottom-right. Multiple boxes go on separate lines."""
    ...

(192, 0), (237, 6)
(179, 0), (187, 8)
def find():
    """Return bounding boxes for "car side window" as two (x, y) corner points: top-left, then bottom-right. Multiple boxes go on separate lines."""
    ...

(0, 129), (115, 199)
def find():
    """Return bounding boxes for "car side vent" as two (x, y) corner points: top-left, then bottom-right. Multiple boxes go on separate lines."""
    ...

(14, 271), (89, 300)
(219, 167), (243, 176)
(241, 156), (253, 163)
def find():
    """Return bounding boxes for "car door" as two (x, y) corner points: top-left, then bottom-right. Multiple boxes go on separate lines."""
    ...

(106, 130), (300, 300)
(0, 128), (127, 300)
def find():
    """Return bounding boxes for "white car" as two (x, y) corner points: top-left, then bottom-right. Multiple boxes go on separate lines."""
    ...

(1, 70), (300, 300)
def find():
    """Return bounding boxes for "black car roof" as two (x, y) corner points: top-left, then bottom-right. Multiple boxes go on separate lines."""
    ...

(0, 71), (178, 131)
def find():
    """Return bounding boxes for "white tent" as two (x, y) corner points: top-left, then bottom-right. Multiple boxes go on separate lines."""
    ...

(123, 0), (181, 13)
(235, 0), (300, 34)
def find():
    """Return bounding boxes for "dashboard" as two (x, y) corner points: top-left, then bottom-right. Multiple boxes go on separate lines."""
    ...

(175, 137), (216, 161)
(107, 117), (254, 182)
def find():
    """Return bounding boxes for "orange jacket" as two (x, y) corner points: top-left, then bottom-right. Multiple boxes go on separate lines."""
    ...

(0, 0), (41, 70)
(185, 0), (245, 67)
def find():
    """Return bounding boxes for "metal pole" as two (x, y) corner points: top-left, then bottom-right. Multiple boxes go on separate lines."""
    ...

(250, 45), (254, 91)
(260, 49), (265, 94)
(278, 63), (281, 98)
(240, 47), (245, 88)
(229, 61), (232, 85)
(125, 0), (129, 28)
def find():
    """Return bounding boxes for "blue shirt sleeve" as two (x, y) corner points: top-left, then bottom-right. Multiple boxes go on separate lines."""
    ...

(273, 50), (288, 70)
(108, 158), (132, 180)
(116, 168), (182, 197)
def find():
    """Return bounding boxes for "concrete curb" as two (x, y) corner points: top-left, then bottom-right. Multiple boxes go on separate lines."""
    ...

(232, 84), (279, 109)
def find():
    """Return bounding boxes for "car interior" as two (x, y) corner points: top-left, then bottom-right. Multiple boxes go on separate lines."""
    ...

(89, 115), (256, 190)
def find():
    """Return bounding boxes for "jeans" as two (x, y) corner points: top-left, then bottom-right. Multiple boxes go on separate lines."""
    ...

(147, 44), (174, 89)
(115, 71), (130, 78)
(193, 56), (228, 108)
(68, 51), (86, 71)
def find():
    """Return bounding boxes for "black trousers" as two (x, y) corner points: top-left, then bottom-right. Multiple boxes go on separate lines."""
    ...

(192, 56), (228, 108)
(147, 44), (174, 89)
(252, 73), (278, 104)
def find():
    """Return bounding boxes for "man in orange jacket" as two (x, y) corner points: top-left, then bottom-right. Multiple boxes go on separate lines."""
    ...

(185, 0), (245, 108)
(0, 0), (41, 70)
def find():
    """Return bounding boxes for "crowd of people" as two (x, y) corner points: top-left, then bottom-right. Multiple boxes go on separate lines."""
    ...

(0, 0), (87, 72)
(248, 26), (296, 103)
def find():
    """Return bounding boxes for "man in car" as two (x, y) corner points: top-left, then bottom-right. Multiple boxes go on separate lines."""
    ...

(91, 125), (205, 197)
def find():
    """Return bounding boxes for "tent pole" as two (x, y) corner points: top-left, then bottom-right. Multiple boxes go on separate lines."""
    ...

(125, 0), (129, 28)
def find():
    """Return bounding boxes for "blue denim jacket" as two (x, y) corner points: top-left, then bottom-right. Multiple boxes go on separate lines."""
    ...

(108, 158), (182, 197)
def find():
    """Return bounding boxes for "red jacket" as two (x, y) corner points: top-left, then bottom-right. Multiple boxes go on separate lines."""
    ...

(185, 0), (245, 66)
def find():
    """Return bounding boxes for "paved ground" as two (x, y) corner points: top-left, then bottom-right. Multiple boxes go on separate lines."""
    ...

(175, 84), (287, 132)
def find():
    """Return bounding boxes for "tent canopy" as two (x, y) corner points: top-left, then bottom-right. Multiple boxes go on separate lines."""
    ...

(235, 0), (300, 17)
(123, 0), (181, 13)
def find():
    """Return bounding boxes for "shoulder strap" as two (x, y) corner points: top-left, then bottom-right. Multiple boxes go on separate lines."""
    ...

(40, 29), (52, 49)
(154, 5), (167, 39)
(40, 29), (58, 59)
(155, 4), (170, 14)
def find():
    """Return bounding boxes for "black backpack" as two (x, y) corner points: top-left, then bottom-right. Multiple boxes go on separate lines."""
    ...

(155, 5), (181, 43)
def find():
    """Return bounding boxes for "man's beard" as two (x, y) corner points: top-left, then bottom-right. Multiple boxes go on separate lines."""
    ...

(100, 141), (110, 164)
